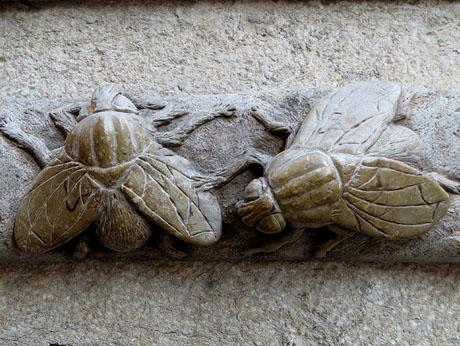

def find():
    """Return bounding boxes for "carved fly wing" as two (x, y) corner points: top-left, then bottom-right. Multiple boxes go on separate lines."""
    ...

(121, 143), (222, 246)
(331, 157), (450, 239)
(366, 124), (423, 167)
(14, 156), (103, 252)
(290, 81), (402, 155)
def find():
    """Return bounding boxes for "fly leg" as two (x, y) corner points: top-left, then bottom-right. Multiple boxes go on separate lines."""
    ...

(315, 225), (355, 258)
(249, 104), (301, 148)
(250, 105), (292, 136)
(0, 118), (58, 168)
(146, 105), (189, 128)
(158, 234), (187, 260)
(243, 228), (305, 256)
(154, 104), (236, 147)
(194, 148), (272, 191)
(0, 103), (81, 168)
(426, 172), (460, 195)
(49, 104), (81, 137)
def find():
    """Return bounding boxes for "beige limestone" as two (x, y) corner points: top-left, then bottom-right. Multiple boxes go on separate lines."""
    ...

(237, 81), (451, 257)
(1, 85), (459, 263)
(0, 1), (459, 99)
(0, 1), (459, 345)
(0, 260), (459, 345)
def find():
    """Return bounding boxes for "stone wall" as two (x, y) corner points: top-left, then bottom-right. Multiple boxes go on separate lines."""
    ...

(0, 1), (459, 345)
(2, 0), (459, 98)
(1, 261), (459, 345)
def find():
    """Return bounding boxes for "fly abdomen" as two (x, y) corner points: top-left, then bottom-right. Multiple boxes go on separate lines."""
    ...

(95, 190), (152, 252)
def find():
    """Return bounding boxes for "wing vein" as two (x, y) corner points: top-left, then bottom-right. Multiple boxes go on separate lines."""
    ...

(50, 170), (86, 231)
(30, 168), (86, 229)
(347, 187), (433, 207)
(24, 165), (82, 198)
(139, 157), (212, 229)
(51, 189), (100, 245)
(331, 113), (385, 151)
(347, 200), (433, 227)
(141, 153), (194, 180)
(138, 160), (189, 231)
(123, 185), (181, 237)
(348, 183), (426, 193)
(417, 184), (430, 207)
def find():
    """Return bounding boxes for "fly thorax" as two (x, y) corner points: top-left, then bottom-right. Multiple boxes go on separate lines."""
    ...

(237, 177), (286, 234)
(266, 149), (343, 227)
(65, 111), (149, 168)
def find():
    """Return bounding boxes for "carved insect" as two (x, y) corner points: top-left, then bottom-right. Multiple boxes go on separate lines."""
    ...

(215, 81), (452, 256)
(1, 84), (234, 253)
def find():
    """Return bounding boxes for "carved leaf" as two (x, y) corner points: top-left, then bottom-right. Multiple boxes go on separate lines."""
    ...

(336, 157), (450, 239)
(14, 157), (103, 252)
(290, 81), (402, 155)
(120, 145), (222, 246)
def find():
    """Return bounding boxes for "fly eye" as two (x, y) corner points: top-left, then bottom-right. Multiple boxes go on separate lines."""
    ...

(77, 101), (96, 121)
(244, 185), (264, 202)
(112, 94), (138, 113)
(244, 194), (260, 203)
(244, 178), (266, 202)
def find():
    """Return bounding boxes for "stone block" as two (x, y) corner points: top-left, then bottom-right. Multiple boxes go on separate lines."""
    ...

(0, 85), (459, 263)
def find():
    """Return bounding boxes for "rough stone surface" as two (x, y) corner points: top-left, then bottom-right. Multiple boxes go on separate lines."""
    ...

(0, 260), (459, 345)
(0, 1), (459, 98)
(1, 1), (460, 345)
(0, 85), (459, 263)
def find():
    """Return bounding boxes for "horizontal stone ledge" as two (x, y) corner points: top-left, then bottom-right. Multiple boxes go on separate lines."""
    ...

(0, 84), (459, 264)
(0, 0), (156, 4)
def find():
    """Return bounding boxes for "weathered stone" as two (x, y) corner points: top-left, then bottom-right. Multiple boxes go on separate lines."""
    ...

(236, 82), (452, 257)
(1, 1), (460, 345)
(1, 1), (459, 99)
(0, 260), (459, 346)
(0, 84), (459, 263)
(8, 84), (225, 253)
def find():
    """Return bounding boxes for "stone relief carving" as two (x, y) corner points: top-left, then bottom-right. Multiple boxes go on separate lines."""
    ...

(0, 84), (235, 253)
(0, 81), (458, 260)
(213, 81), (457, 256)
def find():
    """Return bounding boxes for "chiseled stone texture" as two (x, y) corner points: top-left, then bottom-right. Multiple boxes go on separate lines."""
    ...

(0, 85), (459, 263)
(0, 1), (459, 98)
(0, 260), (459, 345)
(1, 1), (460, 345)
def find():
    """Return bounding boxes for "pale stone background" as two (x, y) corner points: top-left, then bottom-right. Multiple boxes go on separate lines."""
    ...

(0, 1), (459, 345)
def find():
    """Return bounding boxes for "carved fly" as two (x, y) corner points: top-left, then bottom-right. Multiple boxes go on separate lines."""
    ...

(1, 84), (234, 253)
(208, 81), (458, 256)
